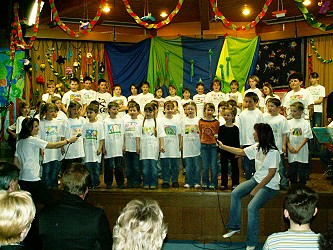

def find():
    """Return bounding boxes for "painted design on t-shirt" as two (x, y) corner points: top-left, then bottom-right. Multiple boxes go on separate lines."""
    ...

(164, 125), (177, 135)
(270, 123), (281, 135)
(69, 93), (82, 103)
(114, 99), (124, 106)
(291, 127), (302, 136)
(142, 126), (156, 137)
(203, 127), (214, 136)
(290, 94), (303, 101)
(185, 124), (199, 134)
(98, 97), (108, 114)
(70, 124), (82, 137)
(125, 122), (137, 132)
(45, 126), (58, 137)
(195, 97), (205, 104)
(85, 129), (98, 140)
(108, 124), (121, 134)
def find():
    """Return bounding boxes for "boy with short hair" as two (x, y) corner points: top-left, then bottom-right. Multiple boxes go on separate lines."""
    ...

(111, 84), (128, 118)
(282, 72), (314, 121)
(263, 98), (290, 190)
(239, 92), (263, 180)
(51, 96), (68, 124)
(96, 79), (112, 120)
(181, 87), (192, 107)
(205, 79), (228, 116)
(80, 76), (96, 114)
(62, 78), (86, 116)
(244, 75), (265, 111)
(42, 80), (61, 103)
(263, 185), (320, 249)
(82, 103), (104, 188)
(165, 85), (184, 116)
(193, 80), (206, 118)
(103, 101), (125, 189)
(137, 81), (154, 112)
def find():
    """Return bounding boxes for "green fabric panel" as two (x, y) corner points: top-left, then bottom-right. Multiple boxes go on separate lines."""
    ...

(147, 37), (184, 96)
(227, 36), (259, 93)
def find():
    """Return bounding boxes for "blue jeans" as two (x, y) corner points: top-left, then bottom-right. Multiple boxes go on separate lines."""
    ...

(161, 158), (180, 184)
(201, 143), (218, 187)
(243, 145), (255, 180)
(42, 160), (61, 188)
(104, 157), (124, 186)
(142, 159), (158, 187)
(227, 178), (278, 247)
(125, 152), (142, 186)
(279, 154), (289, 188)
(86, 162), (100, 187)
(184, 156), (201, 186)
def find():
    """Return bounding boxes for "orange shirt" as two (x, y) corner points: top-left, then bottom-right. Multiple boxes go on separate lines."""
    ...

(198, 119), (219, 144)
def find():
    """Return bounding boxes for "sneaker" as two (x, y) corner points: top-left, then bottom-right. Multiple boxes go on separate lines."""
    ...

(143, 185), (149, 189)
(201, 185), (207, 190)
(150, 186), (157, 190)
(220, 185), (227, 190)
(208, 185), (216, 190)
(223, 229), (240, 238)
(194, 184), (201, 189)
(172, 182), (179, 188)
(246, 246), (256, 250)
(162, 183), (170, 189)
(232, 185), (238, 190)
(184, 183), (190, 188)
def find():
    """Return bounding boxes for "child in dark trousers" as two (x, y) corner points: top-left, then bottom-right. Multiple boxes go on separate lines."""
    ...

(218, 106), (240, 190)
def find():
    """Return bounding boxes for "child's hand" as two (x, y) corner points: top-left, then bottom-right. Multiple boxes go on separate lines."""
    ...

(160, 146), (165, 153)
(136, 147), (140, 154)
(97, 148), (102, 155)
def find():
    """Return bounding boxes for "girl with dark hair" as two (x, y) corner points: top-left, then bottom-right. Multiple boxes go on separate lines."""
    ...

(14, 117), (79, 205)
(217, 123), (280, 250)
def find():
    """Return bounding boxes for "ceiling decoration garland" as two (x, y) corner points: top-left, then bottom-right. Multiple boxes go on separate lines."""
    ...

(209, 0), (272, 31)
(49, 0), (105, 37)
(122, 0), (184, 29)
(294, 0), (333, 31)
(10, 0), (42, 59)
(310, 37), (333, 63)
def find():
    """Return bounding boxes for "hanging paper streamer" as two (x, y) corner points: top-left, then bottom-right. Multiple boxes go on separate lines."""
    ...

(226, 57), (231, 76)
(308, 55), (313, 73)
(310, 37), (333, 63)
(45, 52), (68, 88)
(219, 64), (224, 83)
(295, 0), (333, 31)
(189, 60), (194, 82)
(122, 0), (184, 29)
(208, 49), (213, 78)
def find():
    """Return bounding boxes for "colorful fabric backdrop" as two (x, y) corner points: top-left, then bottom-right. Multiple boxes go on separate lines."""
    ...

(105, 36), (259, 97)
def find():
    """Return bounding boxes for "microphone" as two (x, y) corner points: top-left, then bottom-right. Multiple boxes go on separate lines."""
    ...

(214, 134), (218, 141)
(76, 133), (82, 138)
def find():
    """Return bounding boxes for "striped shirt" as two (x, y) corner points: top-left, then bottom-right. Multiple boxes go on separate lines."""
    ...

(263, 230), (320, 250)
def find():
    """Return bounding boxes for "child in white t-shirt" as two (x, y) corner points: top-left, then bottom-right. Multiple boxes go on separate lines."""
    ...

(153, 86), (165, 118)
(193, 81), (206, 118)
(182, 102), (201, 188)
(262, 82), (280, 113)
(244, 75), (265, 111)
(83, 103), (104, 188)
(137, 81), (154, 112)
(80, 76), (96, 115)
(111, 84), (128, 118)
(180, 87), (192, 107)
(287, 102), (313, 185)
(166, 85), (184, 116)
(123, 102), (142, 188)
(103, 101), (125, 189)
(227, 80), (243, 116)
(62, 77), (85, 116)
(136, 103), (165, 189)
(205, 79), (228, 116)
(159, 101), (182, 188)
(127, 83), (140, 103)
(96, 79), (112, 121)
(42, 80), (61, 103)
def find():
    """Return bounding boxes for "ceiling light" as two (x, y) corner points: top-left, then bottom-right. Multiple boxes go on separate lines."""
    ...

(28, 0), (44, 26)
(303, 0), (311, 6)
(242, 5), (250, 15)
(103, 3), (111, 13)
(160, 12), (168, 18)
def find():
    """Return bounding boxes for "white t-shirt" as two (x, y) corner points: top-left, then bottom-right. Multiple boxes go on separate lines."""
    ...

(205, 91), (228, 116)
(39, 119), (64, 163)
(123, 116), (142, 153)
(153, 98), (165, 118)
(307, 85), (325, 113)
(63, 117), (85, 159)
(181, 117), (200, 158)
(42, 93), (61, 102)
(80, 89), (96, 105)
(15, 136), (48, 181)
(55, 110), (68, 124)
(62, 90), (85, 108)
(282, 88), (314, 120)
(239, 108), (263, 145)
(135, 118), (165, 160)
(165, 95), (184, 116)
(228, 91), (243, 115)
(96, 92), (112, 120)
(103, 117), (124, 158)
(244, 143), (280, 190)
(287, 118), (313, 163)
(137, 93), (154, 112)
(110, 95), (128, 118)
(127, 95), (140, 104)
(16, 116), (27, 135)
(263, 113), (289, 153)
(159, 116), (182, 158)
(193, 94), (206, 118)
(83, 120), (104, 163)
(244, 88), (265, 108)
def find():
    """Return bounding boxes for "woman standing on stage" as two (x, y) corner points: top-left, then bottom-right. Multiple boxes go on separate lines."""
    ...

(216, 123), (280, 250)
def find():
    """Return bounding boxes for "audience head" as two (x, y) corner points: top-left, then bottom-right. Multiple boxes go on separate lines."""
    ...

(62, 163), (91, 197)
(113, 199), (167, 250)
(0, 190), (36, 245)
(284, 185), (318, 225)
(0, 162), (19, 192)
